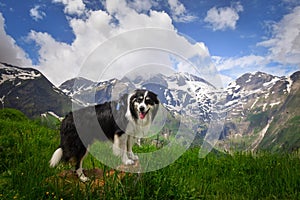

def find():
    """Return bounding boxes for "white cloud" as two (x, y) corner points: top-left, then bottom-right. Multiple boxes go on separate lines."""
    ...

(212, 55), (269, 86)
(52, 0), (86, 15)
(127, 0), (155, 13)
(204, 2), (243, 31)
(210, 5), (300, 86)
(27, 30), (79, 85)
(29, 5), (46, 21)
(0, 13), (31, 66)
(258, 6), (300, 66)
(167, 0), (196, 23)
(212, 55), (266, 71)
(28, 0), (212, 86)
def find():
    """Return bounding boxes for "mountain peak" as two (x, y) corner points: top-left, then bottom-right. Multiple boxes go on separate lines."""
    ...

(0, 62), (42, 85)
(291, 71), (300, 82)
(236, 71), (275, 85)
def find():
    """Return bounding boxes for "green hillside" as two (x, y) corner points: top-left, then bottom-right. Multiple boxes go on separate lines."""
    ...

(1, 108), (300, 199)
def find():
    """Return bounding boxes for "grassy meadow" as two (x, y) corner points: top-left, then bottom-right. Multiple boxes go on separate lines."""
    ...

(1, 108), (300, 199)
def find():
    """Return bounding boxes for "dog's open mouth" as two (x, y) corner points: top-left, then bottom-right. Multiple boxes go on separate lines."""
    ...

(139, 109), (150, 119)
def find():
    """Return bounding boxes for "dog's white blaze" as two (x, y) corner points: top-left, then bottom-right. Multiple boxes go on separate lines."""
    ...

(49, 148), (63, 167)
(137, 91), (148, 112)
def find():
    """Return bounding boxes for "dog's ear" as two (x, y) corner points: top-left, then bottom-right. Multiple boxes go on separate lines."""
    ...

(148, 91), (159, 104)
(129, 93), (137, 102)
(154, 94), (159, 104)
(128, 93), (138, 119)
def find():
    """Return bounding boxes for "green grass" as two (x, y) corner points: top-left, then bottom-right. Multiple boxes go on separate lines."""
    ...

(1, 108), (300, 199)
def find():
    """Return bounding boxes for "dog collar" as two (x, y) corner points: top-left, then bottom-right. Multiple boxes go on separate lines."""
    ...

(116, 102), (124, 110)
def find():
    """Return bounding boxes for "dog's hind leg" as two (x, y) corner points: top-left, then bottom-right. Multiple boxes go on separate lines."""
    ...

(75, 149), (89, 182)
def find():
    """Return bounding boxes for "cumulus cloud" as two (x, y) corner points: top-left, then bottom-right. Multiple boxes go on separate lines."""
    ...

(212, 52), (299, 86)
(27, 0), (213, 86)
(204, 2), (243, 31)
(212, 55), (266, 71)
(212, 55), (269, 86)
(29, 5), (46, 21)
(258, 6), (300, 66)
(0, 13), (31, 66)
(52, 0), (86, 16)
(167, 0), (197, 22)
(127, 0), (155, 13)
(209, 5), (300, 86)
(27, 30), (77, 85)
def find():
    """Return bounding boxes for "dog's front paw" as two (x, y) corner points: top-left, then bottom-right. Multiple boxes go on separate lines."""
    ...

(123, 159), (135, 165)
(128, 152), (139, 161)
(131, 154), (139, 161)
(78, 173), (90, 182)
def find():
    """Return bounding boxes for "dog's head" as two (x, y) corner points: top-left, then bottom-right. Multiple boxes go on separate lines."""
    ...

(127, 89), (159, 123)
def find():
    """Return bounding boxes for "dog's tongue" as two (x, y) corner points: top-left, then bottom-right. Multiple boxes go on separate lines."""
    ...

(139, 112), (146, 119)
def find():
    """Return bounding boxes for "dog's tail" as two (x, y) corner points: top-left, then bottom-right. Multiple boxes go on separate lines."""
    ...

(49, 147), (63, 167)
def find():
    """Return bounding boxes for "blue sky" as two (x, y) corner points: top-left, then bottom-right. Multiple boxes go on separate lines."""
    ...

(0, 0), (299, 86)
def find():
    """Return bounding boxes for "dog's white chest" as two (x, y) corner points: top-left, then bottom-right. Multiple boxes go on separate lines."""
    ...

(126, 121), (151, 138)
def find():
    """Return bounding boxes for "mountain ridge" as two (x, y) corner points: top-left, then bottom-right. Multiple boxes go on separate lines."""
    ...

(1, 62), (299, 152)
(0, 62), (72, 118)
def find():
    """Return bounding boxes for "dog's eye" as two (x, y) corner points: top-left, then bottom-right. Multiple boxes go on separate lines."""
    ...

(137, 96), (144, 103)
(145, 98), (154, 105)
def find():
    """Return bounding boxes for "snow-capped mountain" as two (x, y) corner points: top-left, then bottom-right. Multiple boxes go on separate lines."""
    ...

(59, 72), (221, 123)
(224, 71), (293, 120)
(0, 62), (72, 118)
(59, 77), (134, 106)
(219, 71), (300, 152)
(59, 70), (300, 152)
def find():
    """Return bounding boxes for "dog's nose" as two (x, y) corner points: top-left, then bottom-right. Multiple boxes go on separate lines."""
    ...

(139, 106), (145, 112)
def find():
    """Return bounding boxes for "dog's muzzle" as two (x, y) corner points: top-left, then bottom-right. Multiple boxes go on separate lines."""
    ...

(139, 107), (150, 119)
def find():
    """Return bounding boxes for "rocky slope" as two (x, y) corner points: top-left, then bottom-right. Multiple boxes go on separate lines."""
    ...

(0, 62), (72, 118)
(219, 71), (299, 152)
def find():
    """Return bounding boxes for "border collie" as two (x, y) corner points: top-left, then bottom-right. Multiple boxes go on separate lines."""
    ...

(49, 89), (159, 182)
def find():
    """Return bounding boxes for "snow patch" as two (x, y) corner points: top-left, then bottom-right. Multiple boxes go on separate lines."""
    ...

(286, 77), (293, 93)
(0, 95), (5, 107)
(250, 117), (273, 151)
(270, 101), (281, 107)
(0, 65), (41, 84)
(263, 77), (280, 87)
(262, 103), (267, 111)
(41, 111), (63, 121)
(250, 97), (259, 110)
(48, 111), (63, 120)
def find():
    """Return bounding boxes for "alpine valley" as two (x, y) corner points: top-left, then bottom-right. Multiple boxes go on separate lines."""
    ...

(1, 62), (299, 152)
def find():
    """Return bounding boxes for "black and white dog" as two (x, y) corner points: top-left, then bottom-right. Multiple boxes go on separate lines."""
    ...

(49, 89), (159, 181)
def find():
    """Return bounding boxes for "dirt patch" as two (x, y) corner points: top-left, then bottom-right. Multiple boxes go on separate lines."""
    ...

(46, 161), (141, 193)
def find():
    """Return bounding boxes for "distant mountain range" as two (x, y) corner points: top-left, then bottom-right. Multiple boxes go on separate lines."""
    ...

(1, 62), (299, 152)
